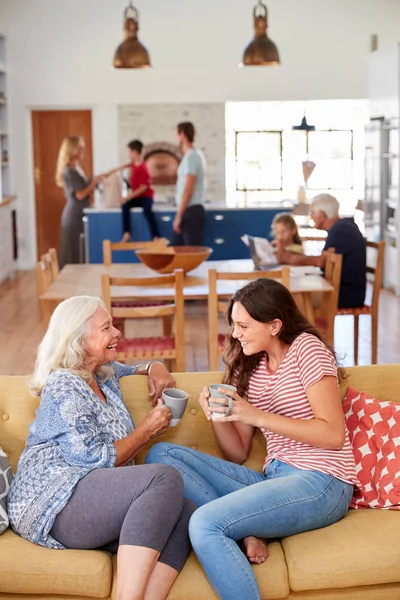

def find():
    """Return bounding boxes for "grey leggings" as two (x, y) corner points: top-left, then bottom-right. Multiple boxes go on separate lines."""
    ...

(50, 463), (195, 572)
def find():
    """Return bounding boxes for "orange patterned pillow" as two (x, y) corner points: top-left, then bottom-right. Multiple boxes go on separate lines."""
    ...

(343, 387), (400, 510)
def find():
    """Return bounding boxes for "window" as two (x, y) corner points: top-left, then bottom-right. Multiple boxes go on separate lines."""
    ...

(236, 131), (282, 191)
(226, 100), (369, 213)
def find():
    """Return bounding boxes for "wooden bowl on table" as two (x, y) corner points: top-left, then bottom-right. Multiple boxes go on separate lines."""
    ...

(135, 246), (213, 274)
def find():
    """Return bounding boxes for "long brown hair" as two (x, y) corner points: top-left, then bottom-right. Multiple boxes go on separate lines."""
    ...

(272, 213), (302, 246)
(223, 278), (344, 396)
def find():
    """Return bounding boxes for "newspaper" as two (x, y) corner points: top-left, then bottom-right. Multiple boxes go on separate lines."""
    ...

(241, 235), (278, 265)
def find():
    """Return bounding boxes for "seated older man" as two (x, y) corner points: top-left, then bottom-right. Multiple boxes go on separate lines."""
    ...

(275, 194), (366, 309)
(8, 296), (194, 600)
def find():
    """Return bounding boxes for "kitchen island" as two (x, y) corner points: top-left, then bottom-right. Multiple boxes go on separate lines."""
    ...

(84, 203), (292, 263)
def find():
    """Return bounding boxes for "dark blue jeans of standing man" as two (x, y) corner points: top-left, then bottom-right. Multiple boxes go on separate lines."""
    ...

(122, 196), (160, 239)
(171, 204), (206, 246)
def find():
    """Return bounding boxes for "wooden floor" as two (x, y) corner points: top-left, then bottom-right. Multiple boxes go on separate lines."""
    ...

(1, 269), (400, 376)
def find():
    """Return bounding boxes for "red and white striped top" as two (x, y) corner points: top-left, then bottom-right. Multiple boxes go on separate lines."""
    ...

(246, 333), (358, 485)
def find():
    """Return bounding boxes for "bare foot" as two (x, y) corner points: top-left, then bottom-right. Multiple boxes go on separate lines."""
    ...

(121, 233), (131, 243)
(242, 536), (269, 564)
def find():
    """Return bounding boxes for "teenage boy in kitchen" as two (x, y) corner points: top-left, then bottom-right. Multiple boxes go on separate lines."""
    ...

(172, 122), (206, 246)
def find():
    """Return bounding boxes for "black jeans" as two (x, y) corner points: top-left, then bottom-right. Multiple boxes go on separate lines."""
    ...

(122, 196), (160, 239)
(171, 204), (206, 246)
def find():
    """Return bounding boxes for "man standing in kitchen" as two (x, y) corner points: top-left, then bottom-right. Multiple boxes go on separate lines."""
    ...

(172, 122), (206, 245)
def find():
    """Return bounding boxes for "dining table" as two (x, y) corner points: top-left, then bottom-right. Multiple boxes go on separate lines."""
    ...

(39, 259), (334, 325)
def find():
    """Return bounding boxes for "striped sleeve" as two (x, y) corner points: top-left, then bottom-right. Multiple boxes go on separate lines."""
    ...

(295, 335), (337, 391)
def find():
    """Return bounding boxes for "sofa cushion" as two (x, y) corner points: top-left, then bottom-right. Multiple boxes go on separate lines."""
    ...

(343, 387), (400, 509)
(112, 541), (289, 600)
(0, 529), (112, 597)
(0, 447), (13, 534)
(120, 371), (268, 472)
(282, 509), (400, 592)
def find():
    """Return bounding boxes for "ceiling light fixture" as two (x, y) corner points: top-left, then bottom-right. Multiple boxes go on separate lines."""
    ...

(113, 1), (151, 69)
(292, 115), (315, 131)
(241, 0), (280, 66)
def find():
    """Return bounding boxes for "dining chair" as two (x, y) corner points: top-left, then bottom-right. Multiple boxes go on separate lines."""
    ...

(35, 259), (53, 295)
(41, 248), (59, 282)
(48, 248), (59, 278)
(36, 259), (54, 322)
(103, 238), (170, 334)
(336, 240), (385, 364)
(208, 267), (290, 371)
(300, 233), (327, 256)
(101, 269), (186, 372)
(102, 239), (168, 266)
(314, 251), (343, 346)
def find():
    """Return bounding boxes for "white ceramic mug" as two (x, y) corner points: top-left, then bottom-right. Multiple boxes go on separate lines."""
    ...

(161, 388), (189, 426)
(208, 384), (237, 420)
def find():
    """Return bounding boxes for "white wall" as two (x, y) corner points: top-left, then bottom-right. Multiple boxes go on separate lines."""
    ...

(118, 104), (226, 202)
(368, 44), (400, 119)
(0, 0), (400, 267)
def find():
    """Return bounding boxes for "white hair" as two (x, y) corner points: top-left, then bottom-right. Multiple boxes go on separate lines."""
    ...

(311, 194), (340, 219)
(30, 296), (113, 396)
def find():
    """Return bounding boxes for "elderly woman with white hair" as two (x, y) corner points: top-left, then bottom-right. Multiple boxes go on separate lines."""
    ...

(8, 296), (195, 600)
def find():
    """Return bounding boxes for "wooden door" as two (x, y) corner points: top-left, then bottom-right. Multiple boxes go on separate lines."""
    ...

(32, 110), (93, 259)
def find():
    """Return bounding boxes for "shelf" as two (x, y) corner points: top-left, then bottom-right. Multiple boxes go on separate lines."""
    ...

(0, 195), (16, 208)
(0, 131), (7, 136)
(1, 162), (9, 167)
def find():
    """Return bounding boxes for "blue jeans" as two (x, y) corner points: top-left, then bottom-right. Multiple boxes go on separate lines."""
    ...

(122, 196), (160, 239)
(145, 443), (354, 600)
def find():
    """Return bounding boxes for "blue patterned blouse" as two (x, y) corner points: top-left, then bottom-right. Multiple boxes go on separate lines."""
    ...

(8, 362), (138, 549)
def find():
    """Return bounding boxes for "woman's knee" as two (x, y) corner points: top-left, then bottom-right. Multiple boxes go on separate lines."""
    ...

(146, 462), (183, 490)
(145, 442), (174, 465)
(189, 504), (220, 551)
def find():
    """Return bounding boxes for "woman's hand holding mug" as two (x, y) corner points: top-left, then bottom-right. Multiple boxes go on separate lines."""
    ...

(199, 386), (213, 420)
(199, 385), (236, 421)
(139, 400), (172, 439)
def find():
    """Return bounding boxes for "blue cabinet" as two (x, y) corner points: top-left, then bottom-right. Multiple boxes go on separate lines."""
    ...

(85, 207), (286, 263)
(203, 209), (284, 259)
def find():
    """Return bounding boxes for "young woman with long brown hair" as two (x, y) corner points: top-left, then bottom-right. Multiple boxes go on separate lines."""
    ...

(146, 278), (357, 600)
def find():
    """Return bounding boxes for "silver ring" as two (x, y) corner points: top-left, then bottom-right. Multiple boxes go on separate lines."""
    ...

(224, 396), (234, 417)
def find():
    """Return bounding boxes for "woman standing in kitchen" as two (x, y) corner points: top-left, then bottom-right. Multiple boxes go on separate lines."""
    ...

(55, 136), (104, 269)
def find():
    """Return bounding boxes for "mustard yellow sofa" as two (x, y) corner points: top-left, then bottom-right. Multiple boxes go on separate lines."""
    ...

(1, 365), (400, 600)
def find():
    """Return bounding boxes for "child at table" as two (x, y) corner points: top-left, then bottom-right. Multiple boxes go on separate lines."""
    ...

(271, 213), (303, 254)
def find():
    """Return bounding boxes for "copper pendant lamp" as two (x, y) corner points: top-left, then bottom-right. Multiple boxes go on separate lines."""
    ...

(241, 0), (280, 66)
(113, 1), (151, 69)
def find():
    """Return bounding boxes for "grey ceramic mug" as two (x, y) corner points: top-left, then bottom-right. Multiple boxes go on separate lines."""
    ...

(161, 388), (189, 426)
(208, 384), (237, 420)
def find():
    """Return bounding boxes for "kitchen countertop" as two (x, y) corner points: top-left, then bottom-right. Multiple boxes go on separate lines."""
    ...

(85, 201), (295, 214)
